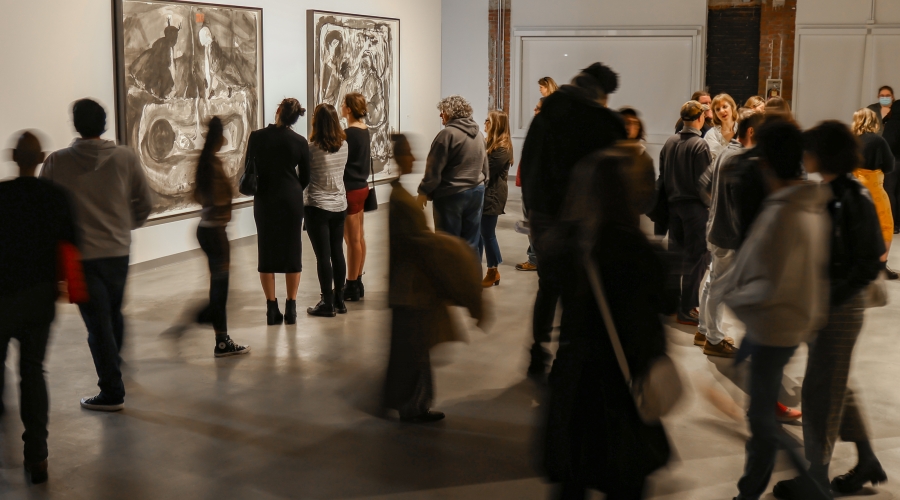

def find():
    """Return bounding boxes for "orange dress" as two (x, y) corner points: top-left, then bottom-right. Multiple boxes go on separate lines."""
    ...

(853, 168), (893, 246)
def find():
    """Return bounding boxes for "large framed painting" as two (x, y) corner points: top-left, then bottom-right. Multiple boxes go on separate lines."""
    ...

(113, 0), (264, 219)
(308, 10), (400, 182)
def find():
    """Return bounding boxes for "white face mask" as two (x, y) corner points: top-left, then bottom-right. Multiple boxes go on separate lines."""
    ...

(880, 97), (893, 107)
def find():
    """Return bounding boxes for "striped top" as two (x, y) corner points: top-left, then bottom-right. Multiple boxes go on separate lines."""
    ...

(305, 142), (349, 212)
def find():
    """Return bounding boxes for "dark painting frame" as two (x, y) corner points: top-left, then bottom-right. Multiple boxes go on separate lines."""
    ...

(112, 0), (264, 220)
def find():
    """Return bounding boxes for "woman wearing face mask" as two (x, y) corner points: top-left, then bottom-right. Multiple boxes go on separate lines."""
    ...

(867, 86), (894, 129)
(705, 94), (738, 162)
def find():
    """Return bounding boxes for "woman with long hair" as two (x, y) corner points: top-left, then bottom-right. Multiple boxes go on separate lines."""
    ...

(480, 110), (513, 287)
(249, 98), (310, 325)
(539, 76), (558, 97)
(745, 95), (766, 112)
(705, 93), (738, 162)
(852, 108), (898, 279)
(195, 117), (250, 356)
(341, 93), (371, 301)
(306, 103), (350, 317)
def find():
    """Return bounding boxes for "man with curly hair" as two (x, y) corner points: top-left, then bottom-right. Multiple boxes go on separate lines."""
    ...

(417, 95), (489, 251)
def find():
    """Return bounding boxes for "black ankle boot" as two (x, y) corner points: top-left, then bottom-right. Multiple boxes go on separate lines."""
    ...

(357, 274), (365, 298)
(266, 300), (284, 325)
(284, 299), (297, 324)
(344, 280), (361, 302)
(334, 286), (347, 314)
(307, 294), (336, 317)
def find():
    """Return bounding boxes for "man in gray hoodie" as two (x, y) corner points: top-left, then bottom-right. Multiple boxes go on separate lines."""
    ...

(417, 95), (489, 250)
(41, 99), (152, 412)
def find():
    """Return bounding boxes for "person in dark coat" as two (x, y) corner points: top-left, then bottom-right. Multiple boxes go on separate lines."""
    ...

(541, 150), (675, 500)
(248, 98), (311, 325)
(518, 62), (627, 377)
(878, 96), (900, 234)
(479, 110), (513, 287)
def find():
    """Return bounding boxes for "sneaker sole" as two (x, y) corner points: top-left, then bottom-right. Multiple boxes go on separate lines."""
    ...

(215, 346), (252, 358)
(703, 349), (737, 358)
(80, 402), (124, 412)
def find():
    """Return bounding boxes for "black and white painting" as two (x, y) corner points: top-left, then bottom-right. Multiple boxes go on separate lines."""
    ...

(114, 0), (263, 218)
(308, 11), (400, 181)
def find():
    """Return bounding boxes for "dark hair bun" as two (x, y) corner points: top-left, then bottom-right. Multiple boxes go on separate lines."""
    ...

(582, 63), (619, 95)
(280, 98), (306, 126)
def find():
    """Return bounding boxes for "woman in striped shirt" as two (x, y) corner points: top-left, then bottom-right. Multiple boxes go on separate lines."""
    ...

(305, 104), (350, 317)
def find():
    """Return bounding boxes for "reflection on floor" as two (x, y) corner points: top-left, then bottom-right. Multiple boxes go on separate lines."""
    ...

(1, 186), (899, 499)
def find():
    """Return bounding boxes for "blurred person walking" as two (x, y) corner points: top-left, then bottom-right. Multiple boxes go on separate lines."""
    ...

(383, 134), (484, 423)
(193, 117), (250, 357)
(41, 99), (152, 412)
(705, 94), (739, 162)
(248, 98), (311, 325)
(851, 108), (897, 278)
(0, 131), (85, 483)
(417, 95), (489, 251)
(519, 62), (626, 377)
(305, 104), (349, 317)
(658, 100), (712, 326)
(341, 93), (371, 301)
(723, 120), (832, 500)
(773, 122), (887, 499)
(479, 110), (513, 287)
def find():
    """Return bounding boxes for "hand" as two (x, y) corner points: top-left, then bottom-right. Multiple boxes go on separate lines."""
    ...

(416, 194), (428, 209)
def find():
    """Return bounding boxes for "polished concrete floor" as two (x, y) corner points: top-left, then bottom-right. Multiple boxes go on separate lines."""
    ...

(1, 183), (899, 499)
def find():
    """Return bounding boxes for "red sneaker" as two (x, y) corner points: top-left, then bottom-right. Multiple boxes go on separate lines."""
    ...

(775, 402), (802, 422)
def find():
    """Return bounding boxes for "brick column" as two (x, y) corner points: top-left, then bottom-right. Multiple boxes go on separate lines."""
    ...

(758, 0), (797, 102)
(488, 0), (511, 112)
(707, 3), (762, 106)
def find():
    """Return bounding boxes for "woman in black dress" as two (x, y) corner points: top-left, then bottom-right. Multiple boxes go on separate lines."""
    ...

(247, 98), (311, 325)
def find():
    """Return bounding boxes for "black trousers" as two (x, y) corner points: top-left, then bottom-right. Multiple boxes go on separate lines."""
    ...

(197, 226), (230, 334)
(305, 206), (348, 296)
(885, 167), (900, 230)
(0, 283), (56, 464)
(667, 201), (709, 317)
(529, 212), (564, 351)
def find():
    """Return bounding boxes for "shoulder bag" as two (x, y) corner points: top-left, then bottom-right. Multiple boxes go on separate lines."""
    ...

(239, 134), (259, 196)
(364, 158), (378, 212)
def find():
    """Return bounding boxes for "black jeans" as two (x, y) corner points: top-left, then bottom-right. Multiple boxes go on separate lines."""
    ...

(78, 256), (129, 403)
(305, 206), (347, 296)
(885, 167), (900, 230)
(667, 201), (709, 317)
(197, 226), (230, 334)
(529, 212), (563, 353)
(0, 283), (56, 463)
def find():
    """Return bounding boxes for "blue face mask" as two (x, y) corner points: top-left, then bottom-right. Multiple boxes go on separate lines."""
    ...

(880, 97), (893, 107)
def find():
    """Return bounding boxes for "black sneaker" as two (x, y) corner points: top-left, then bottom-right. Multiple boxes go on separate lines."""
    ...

(307, 297), (336, 317)
(80, 394), (124, 412)
(214, 338), (251, 358)
(24, 459), (48, 484)
(832, 460), (888, 495)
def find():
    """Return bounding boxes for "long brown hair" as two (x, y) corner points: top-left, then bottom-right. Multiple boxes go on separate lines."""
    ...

(310, 103), (346, 153)
(485, 110), (513, 163)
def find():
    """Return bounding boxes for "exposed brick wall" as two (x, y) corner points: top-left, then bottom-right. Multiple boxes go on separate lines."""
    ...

(759, 0), (797, 102)
(488, 2), (510, 112)
(707, 5), (762, 107)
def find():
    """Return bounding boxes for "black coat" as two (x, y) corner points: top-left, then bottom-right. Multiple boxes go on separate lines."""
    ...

(859, 132), (895, 174)
(483, 148), (511, 216)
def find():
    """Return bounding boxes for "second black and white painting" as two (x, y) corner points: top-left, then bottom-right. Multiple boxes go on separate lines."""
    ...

(308, 11), (400, 181)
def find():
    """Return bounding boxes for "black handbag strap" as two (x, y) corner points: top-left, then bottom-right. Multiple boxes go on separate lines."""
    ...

(369, 157), (376, 187)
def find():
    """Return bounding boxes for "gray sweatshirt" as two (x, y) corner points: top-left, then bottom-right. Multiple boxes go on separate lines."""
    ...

(41, 139), (152, 260)
(418, 117), (489, 200)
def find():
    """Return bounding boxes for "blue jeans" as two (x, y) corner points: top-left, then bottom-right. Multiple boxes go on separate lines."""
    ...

(78, 256), (129, 403)
(432, 185), (485, 251)
(478, 214), (502, 268)
(736, 340), (798, 500)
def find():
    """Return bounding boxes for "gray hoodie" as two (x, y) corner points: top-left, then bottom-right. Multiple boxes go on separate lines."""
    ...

(41, 139), (152, 260)
(723, 182), (832, 347)
(418, 117), (489, 200)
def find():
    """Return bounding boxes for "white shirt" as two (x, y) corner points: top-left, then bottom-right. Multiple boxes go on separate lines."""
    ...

(305, 142), (349, 212)
(705, 122), (738, 163)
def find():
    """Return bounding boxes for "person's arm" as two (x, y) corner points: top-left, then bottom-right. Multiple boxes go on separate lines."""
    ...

(418, 131), (450, 200)
(880, 135), (896, 174)
(298, 139), (311, 190)
(834, 191), (885, 306)
(129, 151), (153, 228)
(487, 149), (509, 182)
(519, 114), (547, 211)
(482, 147), (490, 186)
(693, 143), (712, 205)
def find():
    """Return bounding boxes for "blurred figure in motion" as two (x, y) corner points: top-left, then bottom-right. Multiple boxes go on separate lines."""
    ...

(541, 147), (675, 500)
(773, 122), (887, 499)
(764, 97), (792, 118)
(41, 99), (152, 412)
(383, 134), (484, 423)
(0, 131), (85, 483)
(479, 110), (513, 287)
(515, 97), (544, 273)
(416, 95), (489, 251)
(722, 120), (832, 500)
(850, 108), (897, 279)
(194, 117), (250, 357)
(519, 62), (626, 379)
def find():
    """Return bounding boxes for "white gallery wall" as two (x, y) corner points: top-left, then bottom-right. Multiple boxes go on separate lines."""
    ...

(0, 0), (442, 265)
(442, 0), (489, 128)
(793, 0), (900, 127)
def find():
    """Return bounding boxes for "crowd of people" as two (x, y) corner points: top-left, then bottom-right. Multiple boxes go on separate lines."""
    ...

(0, 59), (894, 500)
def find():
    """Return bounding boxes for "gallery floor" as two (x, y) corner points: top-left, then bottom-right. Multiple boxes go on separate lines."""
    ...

(1, 182), (899, 499)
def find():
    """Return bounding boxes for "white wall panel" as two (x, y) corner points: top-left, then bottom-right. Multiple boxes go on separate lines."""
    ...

(793, 32), (867, 127)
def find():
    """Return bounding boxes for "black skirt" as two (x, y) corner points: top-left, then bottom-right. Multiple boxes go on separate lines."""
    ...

(254, 188), (304, 273)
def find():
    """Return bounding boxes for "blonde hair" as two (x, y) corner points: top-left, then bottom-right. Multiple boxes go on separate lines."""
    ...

(485, 110), (513, 164)
(710, 94), (738, 127)
(852, 108), (881, 136)
(744, 95), (765, 110)
(538, 77), (559, 94)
